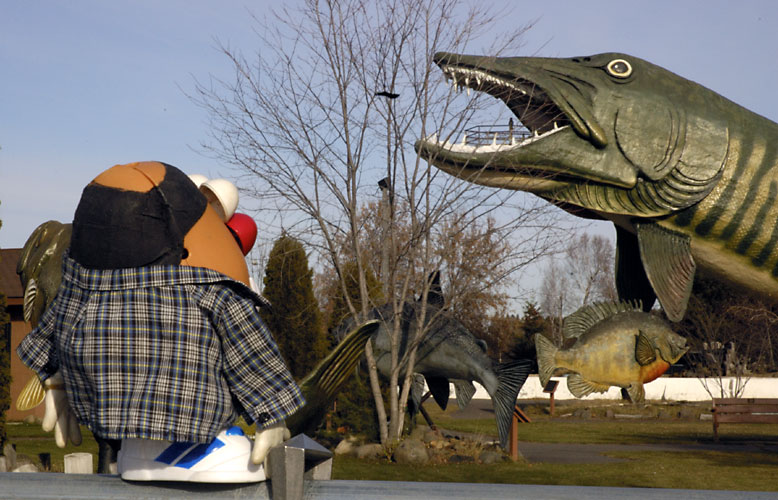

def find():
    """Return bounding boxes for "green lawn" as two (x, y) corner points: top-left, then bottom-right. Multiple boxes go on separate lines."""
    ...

(6, 401), (778, 491)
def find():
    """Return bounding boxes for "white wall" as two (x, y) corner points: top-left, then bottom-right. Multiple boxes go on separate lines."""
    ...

(462, 375), (778, 402)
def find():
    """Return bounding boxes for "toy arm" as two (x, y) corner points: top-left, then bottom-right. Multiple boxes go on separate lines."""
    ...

(217, 297), (305, 455)
(42, 372), (82, 448)
(251, 421), (290, 466)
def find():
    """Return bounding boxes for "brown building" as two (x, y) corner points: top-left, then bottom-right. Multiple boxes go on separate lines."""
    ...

(1, 248), (44, 421)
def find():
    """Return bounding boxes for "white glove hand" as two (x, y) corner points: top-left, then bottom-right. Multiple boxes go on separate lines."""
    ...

(251, 421), (290, 467)
(42, 372), (82, 448)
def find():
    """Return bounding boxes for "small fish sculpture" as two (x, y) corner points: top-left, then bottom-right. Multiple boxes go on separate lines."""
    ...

(535, 302), (688, 402)
(15, 220), (72, 411)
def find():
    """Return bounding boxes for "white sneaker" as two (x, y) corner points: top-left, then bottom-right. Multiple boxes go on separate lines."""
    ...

(118, 426), (266, 482)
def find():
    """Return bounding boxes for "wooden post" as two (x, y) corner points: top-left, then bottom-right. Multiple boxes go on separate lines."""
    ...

(543, 380), (559, 416)
(509, 404), (531, 461)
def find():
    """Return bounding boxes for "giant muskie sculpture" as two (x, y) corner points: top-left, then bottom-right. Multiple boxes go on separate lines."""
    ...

(416, 52), (778, 321)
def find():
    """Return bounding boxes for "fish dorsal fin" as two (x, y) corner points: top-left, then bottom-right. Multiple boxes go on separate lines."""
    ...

(22, 279), (38, 324)
(566, 373), (611, 398)
(563, 301), (643, 340)
(635, 222), (695, 322)
(635, 331), (657, 366)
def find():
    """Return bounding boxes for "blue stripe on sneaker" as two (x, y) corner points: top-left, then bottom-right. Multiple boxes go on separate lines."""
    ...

(175, 438), (225, 469)
(155, 442), (196, 465)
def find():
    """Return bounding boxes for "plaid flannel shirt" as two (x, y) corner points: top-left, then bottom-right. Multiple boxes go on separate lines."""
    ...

(17, 254), (304, 443)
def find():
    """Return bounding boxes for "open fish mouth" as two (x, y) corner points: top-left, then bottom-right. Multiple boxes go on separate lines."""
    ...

(417, 53), (608, 168)
(443, 62), (571, 140)
(422, 58), (572, 158)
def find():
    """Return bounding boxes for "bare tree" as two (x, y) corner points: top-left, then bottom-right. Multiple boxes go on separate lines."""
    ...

(539, 233), (617, 342)
(192, 0), (560, 446)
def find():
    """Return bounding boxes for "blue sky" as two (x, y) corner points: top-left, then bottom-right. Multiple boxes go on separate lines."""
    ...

(1, 0), (776, 250)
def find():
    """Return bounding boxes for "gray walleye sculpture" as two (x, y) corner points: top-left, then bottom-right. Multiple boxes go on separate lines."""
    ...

(416, 52), (778, 321)
(336, 274), (532, 449)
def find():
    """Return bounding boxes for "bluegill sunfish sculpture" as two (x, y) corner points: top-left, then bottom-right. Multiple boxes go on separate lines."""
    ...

(415, 51), (778, 321)
(535, 302), (688, 402)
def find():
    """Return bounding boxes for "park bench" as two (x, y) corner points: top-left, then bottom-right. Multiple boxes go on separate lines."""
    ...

(711, 398), (778, 441)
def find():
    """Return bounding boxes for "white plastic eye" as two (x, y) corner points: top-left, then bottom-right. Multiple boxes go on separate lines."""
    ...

(606, 59), (633, 78)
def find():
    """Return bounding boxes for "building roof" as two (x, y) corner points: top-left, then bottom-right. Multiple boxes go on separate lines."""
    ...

(1, 248), (23, 300)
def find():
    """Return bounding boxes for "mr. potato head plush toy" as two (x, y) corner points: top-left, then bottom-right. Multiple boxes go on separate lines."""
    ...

(17, 161), (303, 482)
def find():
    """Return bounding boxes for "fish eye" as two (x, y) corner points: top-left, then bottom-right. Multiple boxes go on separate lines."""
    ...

(606, 59), (633, 78)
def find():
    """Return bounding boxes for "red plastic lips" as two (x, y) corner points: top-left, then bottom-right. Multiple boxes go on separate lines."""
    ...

(226, 213), (258, 256)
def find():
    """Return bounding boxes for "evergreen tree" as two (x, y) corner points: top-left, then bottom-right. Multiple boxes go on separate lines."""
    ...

(261, 234), (327, 380)
(508, 301), (549, 372)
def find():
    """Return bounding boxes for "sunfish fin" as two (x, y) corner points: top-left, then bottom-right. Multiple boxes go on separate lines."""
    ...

(567, 373), (610, 398)
(635, 332), (657, 366)
(563, 301), (643, 340)
(615, 226), (657, 312)
(624, 383), (646, 403)
(453, 379), (476, 409)
(534, 334), (558, 387)
(425, 375), (450, 410)
(16, 373), (45, 411)
(493, 359), (532, 449)
(636, 222), (695, 322)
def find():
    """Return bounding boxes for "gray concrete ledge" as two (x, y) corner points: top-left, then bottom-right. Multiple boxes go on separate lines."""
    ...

(0, 473), (776, 499)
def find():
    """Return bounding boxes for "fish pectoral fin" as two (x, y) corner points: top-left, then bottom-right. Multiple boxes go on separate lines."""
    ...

(408, 374), (426, 415)
(634, 331), (657, 366)
(425, 375), (450, 410)
(636, 222), (695, 322)
(624, 383), (646, 403)
(566, 373), (610, 398)
(452, 379), (476, 409)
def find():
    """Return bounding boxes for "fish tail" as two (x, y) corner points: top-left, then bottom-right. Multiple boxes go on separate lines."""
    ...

(285, 319), (379, 435)
(493, 359), (532, 449)
(534, 334), (558, 388)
